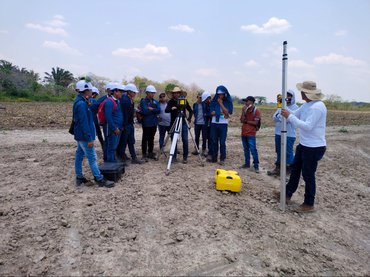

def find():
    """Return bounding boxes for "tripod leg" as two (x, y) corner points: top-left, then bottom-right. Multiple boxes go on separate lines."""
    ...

(166, 116), (182, 175)
(157, 122), (176, 160)
(184, 120), (204, 166)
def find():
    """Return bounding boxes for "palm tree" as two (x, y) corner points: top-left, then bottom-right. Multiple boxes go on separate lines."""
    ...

(44, 67), (75, 87)
(0, 60), (17, 74)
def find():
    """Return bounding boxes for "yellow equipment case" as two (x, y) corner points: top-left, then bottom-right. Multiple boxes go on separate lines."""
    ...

(215, 169), (242, 192)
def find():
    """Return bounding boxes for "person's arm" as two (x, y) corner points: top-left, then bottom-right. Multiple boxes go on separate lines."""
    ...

(152, 100), (161, 115)
(165, 100), (175, 113)
(186, 101), (193, 122)
(104, 99), (119, 133)
(286, 108), (323, 131)
(218, 99), (229, 118)
(273, 108), (282, 123)
(76, 102), (93, 143)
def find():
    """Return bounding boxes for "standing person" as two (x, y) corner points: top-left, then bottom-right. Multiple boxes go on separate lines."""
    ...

(192, 92), (209, 156)
(117, 83), (143, 164)
(165, 86), (193, 164)
(240, 96), (261, 172)
(279, 81), (327, 213)
(90, 86), (105, 152)
(268, 90), (299, 176)
(102, 84), (124, 162)
(208, 85), (233, 165)
(73, 80), (114, 188)
(140, 85), (161, 161)
(158, 92), (171, 150)
(201, 91), (212, 157)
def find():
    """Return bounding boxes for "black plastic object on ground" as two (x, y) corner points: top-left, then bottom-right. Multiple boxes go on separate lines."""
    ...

(98, 162), (125, 182)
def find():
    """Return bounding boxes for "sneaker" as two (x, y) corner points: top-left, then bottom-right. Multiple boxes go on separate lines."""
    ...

(182, 158), (188, 164)
(192, 150), (199, 155)
(239, 164), (250, 169)
(254, 167), (260, 173)
(76, 176), (88, 186)
(219, 160), (225, 166)
(294, 203), (315, 213)
(131, 158), (144, 164)
(272, 190), (292, 205)
(141, 154), (148, 162)
(95, 178), (115, 188)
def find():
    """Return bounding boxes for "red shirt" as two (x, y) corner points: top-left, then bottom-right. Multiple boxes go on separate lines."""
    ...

(240, 106), (261, 137)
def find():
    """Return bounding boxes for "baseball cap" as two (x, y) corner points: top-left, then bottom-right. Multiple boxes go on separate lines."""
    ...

(242, 96), (256, 102)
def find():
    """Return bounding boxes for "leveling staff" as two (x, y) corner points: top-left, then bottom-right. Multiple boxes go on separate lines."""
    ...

(165, 86), (193, 164)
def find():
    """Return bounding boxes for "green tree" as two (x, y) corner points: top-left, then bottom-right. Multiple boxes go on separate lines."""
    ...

(44, 67), (75, 87)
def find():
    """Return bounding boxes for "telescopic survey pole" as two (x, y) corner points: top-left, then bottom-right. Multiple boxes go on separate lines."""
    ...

(280, 41), (288, 211)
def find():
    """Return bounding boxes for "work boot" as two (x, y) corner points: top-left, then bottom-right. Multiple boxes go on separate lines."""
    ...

(147, 152), (157, 160)
(294, 203), (315, 213)
(192, 150), (199, 155)
(267, 164), (280, 176)
(141, 154), (148, 162)
(95, 177), (115, 188)
(75, 176), (88, 186)
(131, 158), (144, 164)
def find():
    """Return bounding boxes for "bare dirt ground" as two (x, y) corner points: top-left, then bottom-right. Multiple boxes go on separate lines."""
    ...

(0, 102), (370, 276)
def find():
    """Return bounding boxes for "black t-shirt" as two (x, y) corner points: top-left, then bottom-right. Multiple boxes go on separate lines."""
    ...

(165, 98), (193, 126)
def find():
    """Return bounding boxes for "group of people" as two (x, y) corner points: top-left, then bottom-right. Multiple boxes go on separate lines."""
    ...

(72, 79), (327, 213)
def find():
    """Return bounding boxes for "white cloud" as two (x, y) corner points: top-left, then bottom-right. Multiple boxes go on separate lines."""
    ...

(195, 68), (217, 77)
(0, 30), (9, 34)
(241, 17), (291, 34)
(43, 40), (81, 55)
(25, 15), (68, 36)
(289, 59), (313, 68)
(244, 60), (259, 67)
(230, 50), (238, 55)
(48, 15), (68, 27)
(112, 44), (171, 60)
(169, 24), (195, 33)
(335, 30), (347, 36)
(314, 53), (366, 66)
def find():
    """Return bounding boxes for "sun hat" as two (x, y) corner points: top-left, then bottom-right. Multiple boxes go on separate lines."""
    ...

(125, 83), (139, 93)
(92, 86), (100, 95)
(242, 96), (255, 103)
(76, 80), (93, 92)
(166, 86), (187, 98)
(201, 91), (211, 102)
(145, 85), (157, 93)
(296, 81), (324, 101)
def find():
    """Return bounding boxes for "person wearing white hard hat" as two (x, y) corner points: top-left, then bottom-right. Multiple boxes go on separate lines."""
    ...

(279, 81), (327, 213)
(89, 86), (104, 151)
(72, 80), (114, 188)
(101, 83), (124, 162)
(140, 85), (161, 161)
(117, 83), (144, 164)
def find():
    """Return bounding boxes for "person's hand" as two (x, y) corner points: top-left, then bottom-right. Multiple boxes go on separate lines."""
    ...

(88, 141), (94, 148)
(217, 98), (223, 105)
(188, 119), (192, 124)
(281, 108), (290, 118)
(171, 106), (177, 110)
(211, 111), (216, 116)
(148, 106), (154, 111)
(114, 128), (121, 135)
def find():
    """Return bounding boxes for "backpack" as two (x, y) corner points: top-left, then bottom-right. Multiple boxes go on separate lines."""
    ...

(97, 97), (117, 125)
(135, 98), (145, 124)
(253, 107), (261, 131)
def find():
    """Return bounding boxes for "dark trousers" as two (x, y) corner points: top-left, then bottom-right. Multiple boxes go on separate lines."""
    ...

(210, 123), (228, 161)
(286, 144), (326, 205)
(117, 124), (137, 159)
(142, 126), (157, 155)
(194, 123), (208, 151)
(94, 121), (104, 152)
(158, 125), (171, 149)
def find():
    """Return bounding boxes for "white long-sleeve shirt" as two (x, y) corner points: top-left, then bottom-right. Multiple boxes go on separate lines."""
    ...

(287, 100), (327, 147)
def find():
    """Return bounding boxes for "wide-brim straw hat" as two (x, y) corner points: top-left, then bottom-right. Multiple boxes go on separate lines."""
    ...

(296, 81), (324, 101)
(166, 86), (187, 98)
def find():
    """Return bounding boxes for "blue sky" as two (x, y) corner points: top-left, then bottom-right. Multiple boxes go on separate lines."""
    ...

(1, 0), (369, 102)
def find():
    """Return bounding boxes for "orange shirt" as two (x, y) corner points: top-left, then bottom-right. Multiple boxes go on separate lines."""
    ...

(240, 106), (261, 137)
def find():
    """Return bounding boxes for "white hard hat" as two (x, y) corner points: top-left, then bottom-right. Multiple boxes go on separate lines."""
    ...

(76, 80), (93, 92)
(145, 85), (157, 93)
(125, 83), (139, 93)
(92, 86), (100, 95)
(201, 91), (211, 102)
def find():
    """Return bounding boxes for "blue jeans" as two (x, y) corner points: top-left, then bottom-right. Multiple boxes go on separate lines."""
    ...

(194, 124), (208, 151)
(241, 136), (259, 168)
(103, 125), (120, 162)
(158, 124), (171, 149)
(118, 124), (137, 159)
(275, 135), (296, 165)
(75, 141), (103, 181)
(172, 122), (189, 159)
(286, 144), (326, 205)
(210, 123), (228, 160)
